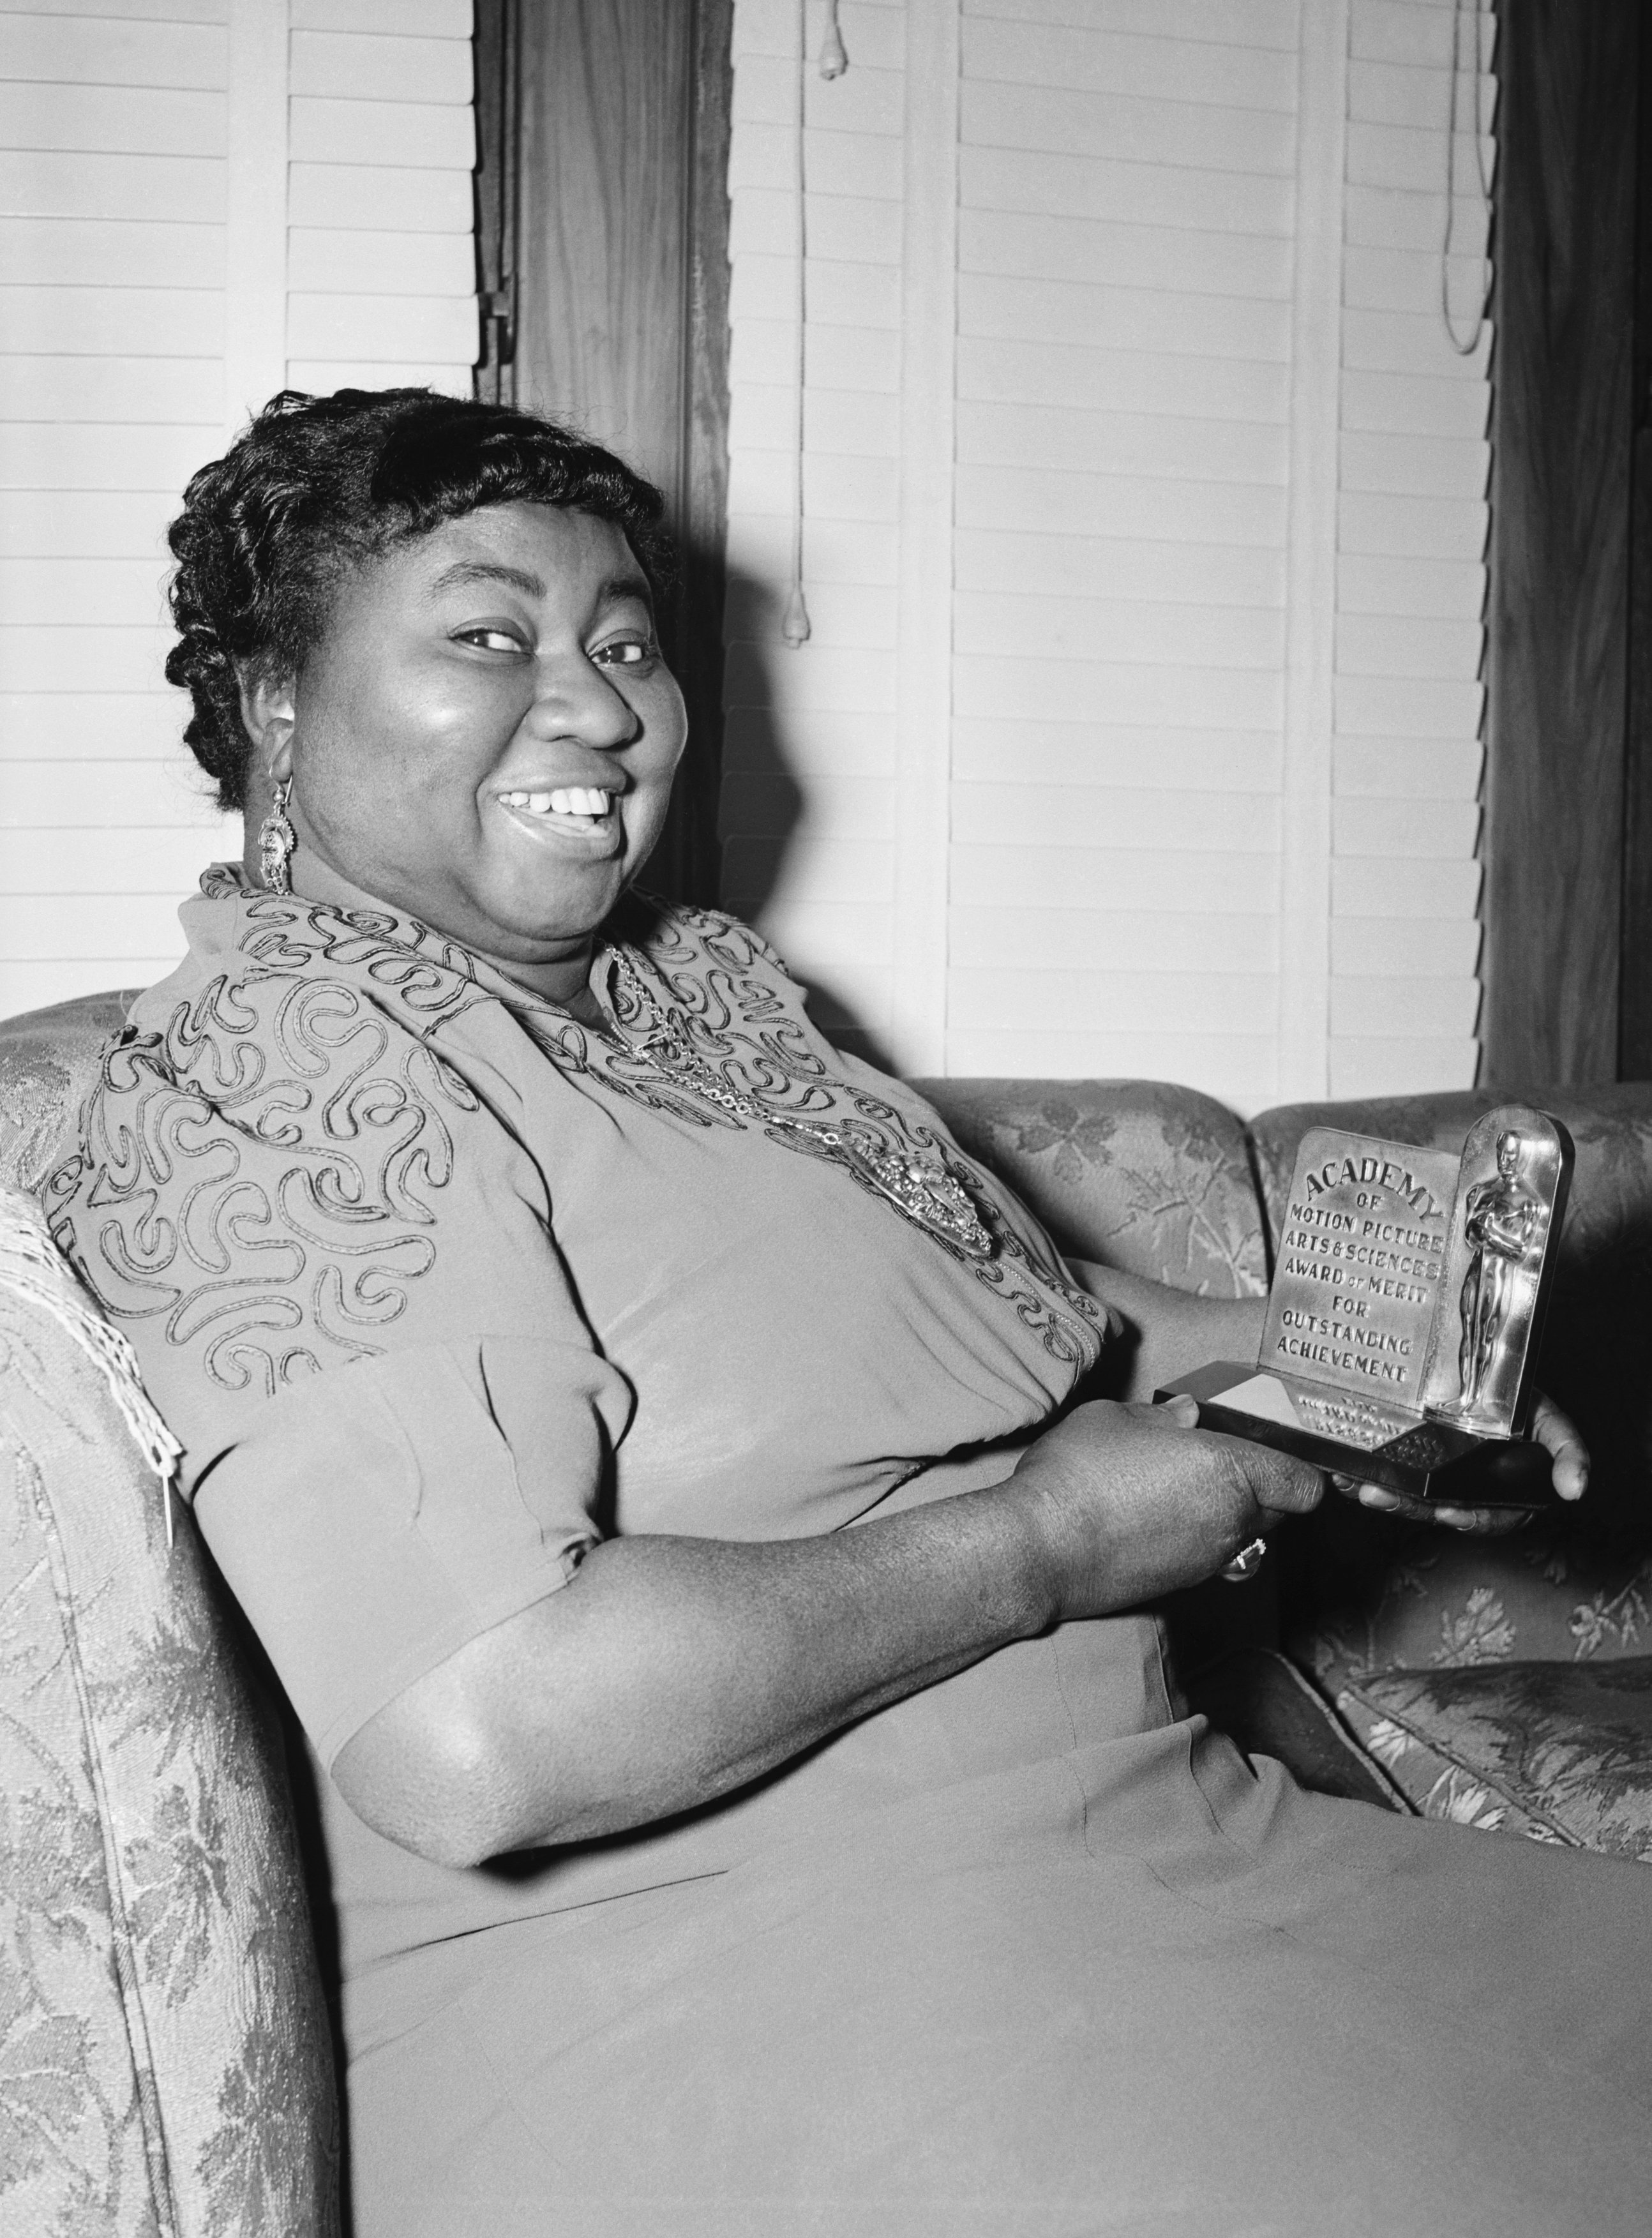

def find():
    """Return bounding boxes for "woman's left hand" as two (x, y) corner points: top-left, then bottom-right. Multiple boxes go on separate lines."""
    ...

(1340, 1390), (1589, 1534)
(1060, 1266), (1591, 1535)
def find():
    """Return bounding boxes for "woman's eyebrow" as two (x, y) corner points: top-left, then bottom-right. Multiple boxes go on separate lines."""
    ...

(599, 571), (655, 609)
(427, 561), (652, 610)
(430, 560), (546, 597)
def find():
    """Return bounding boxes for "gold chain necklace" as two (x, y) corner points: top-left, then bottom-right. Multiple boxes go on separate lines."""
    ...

(608, 949), (996, 1259)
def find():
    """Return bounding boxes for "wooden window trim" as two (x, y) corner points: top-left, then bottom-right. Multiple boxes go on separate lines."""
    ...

(472, 0), (733, 906)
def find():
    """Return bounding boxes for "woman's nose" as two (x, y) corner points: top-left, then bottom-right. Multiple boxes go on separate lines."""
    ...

(523, 652), (639, 751)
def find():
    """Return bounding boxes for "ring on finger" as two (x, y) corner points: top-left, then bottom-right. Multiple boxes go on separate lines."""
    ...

(1220, 1535), (1267, 1584)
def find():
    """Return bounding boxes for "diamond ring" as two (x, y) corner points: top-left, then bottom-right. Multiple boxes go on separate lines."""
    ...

(1220, 1535), (1267, 1584)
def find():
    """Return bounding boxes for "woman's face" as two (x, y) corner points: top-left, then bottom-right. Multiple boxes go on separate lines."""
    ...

(251, 501), (687, 995)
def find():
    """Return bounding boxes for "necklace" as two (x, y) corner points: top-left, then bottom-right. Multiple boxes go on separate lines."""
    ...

(608, 948), (996, 1259)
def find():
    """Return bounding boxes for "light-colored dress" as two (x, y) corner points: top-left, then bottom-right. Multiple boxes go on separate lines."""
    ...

(50, 867), (1652, 2238)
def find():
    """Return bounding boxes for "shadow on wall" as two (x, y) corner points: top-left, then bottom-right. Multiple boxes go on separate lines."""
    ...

(707, 560), (896, 1074)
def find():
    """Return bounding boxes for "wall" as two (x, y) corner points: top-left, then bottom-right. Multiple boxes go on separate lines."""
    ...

(719, 0), (1494, 1109)
(0, 0), (477, 1018)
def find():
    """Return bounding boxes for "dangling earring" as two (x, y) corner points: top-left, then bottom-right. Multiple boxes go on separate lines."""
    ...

(258, 776), (296, 896)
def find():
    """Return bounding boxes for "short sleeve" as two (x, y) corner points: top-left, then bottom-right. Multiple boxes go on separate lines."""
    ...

(195, 1335), (619, 1766)
(50, 963), (633, 1764)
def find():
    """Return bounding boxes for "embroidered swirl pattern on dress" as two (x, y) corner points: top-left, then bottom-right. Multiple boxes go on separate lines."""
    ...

(202, 862), (494, 1020)
(578, 908), (1106, 1366)
(49, 883), (489, 1400)
(498, 901), (829, 1136)
(51, 875), (1103, 1388)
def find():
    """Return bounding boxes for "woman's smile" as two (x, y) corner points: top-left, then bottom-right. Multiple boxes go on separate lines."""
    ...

(493, 782), (626, 850)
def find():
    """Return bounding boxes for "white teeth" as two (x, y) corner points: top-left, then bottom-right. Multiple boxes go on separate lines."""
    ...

(502, 786), (613, 818)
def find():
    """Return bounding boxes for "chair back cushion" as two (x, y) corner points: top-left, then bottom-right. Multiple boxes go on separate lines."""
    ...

(1333, 1657), (1652, 1863)
(0, 1188), (339, 2236)
(0, 991), (137, 1195)
(915, 1078), (1268, 1300)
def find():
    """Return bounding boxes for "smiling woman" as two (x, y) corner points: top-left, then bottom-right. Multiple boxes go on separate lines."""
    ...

(46, 389), (1652, 2238)
(167, 389), (686, 1010)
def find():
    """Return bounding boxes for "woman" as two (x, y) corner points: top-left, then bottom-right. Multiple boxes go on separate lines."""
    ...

(51, 391), (1649, 2237)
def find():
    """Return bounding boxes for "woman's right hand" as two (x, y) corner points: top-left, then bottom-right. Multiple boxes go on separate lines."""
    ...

(1012, 1394), (1325, 1624)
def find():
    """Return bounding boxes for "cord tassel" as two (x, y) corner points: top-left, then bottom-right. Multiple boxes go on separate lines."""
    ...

(781, 583), (812, 647)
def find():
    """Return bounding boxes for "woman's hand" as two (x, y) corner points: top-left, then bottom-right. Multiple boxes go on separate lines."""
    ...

(1063, 1263), (1592, 1540)
(1339, 1390), (1589, 1534)
(1012, 1393), (1325, 1621)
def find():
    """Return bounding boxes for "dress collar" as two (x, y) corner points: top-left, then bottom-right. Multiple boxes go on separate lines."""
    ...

(190, 859), (663, 1026)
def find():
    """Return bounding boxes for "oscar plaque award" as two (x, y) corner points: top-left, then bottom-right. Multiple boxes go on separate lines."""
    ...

(1157, 1106), (1573, 1508)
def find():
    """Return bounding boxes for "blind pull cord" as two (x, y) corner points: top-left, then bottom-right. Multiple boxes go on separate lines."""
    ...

(783, 1), (850, 647)
(1442, 0), (1494, 357)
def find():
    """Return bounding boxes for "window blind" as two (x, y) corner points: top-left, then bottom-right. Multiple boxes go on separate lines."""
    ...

(948, 0), (1296, 1102)
(719, 0), (907, 1057)
(723, 0), (1497, 1106)
(1330, 0), (1492, 1096)
(1, 0), (229, 1017)
(286, 0), (477, 394)
(1, 0), (477, 1020)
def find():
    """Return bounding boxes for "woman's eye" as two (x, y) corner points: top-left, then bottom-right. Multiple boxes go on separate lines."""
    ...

(592, 635), (655, 669)
(454, 626), (525, 654)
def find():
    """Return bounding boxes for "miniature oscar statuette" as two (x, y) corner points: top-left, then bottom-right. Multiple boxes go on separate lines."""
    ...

(1157, 1107), (1573, 1508)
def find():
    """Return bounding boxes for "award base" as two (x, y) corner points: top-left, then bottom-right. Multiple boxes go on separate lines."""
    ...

(1155, 1362), (1559, 1509)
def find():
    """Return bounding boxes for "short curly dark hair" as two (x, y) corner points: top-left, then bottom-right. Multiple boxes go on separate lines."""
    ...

(165, 387), (675, 811)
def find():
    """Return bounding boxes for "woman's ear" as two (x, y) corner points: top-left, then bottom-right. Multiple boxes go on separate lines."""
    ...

(238, 665), (297, 779)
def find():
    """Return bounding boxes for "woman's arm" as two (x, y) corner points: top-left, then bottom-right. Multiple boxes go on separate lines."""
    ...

(325, 1393), (1323, 1869)
(1065, 1259), (1264, 1403)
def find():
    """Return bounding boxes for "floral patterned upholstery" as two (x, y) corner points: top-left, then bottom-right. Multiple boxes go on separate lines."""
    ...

(0, 994), (139, 1198)
(1275, 1496), (1652, 1699)
(0, 1185), (339, 2234)
(915, 1078), (1268, 1300)
(1335, 1659), (1652, 1863)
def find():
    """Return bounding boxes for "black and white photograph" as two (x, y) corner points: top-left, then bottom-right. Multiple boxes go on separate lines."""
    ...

(1, 3), (1649, 2233)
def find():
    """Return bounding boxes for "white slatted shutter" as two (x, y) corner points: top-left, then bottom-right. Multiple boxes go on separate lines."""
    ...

(949, 0), (1296, 1104)
(722, 0), (1496, 1109)
(1, 0), (229, 1014)
(287, 0), (477, 394)
(721, 0), (908, 1058)
(1331, 0), (1492, 1096)
(1, 0), (477, 1018)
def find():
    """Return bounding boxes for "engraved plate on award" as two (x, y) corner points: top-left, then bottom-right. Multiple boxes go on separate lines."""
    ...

(1156, 1107), (1573, 1507)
